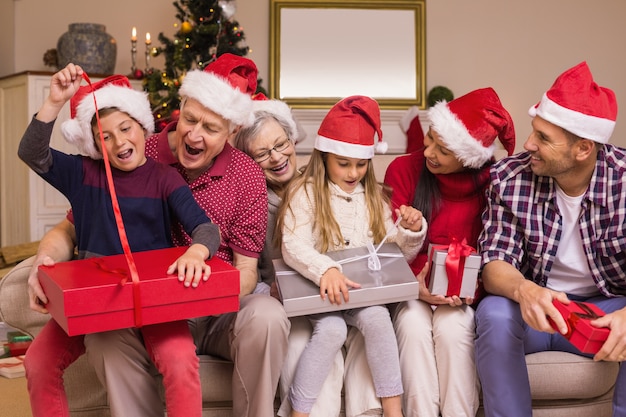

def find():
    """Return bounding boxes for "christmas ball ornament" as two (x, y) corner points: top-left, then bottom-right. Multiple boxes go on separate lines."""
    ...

(180, 21), (193, 34)
(133, 69), (144, 79)
(170, 109), (181, 120)
(156, 119), (169, 132)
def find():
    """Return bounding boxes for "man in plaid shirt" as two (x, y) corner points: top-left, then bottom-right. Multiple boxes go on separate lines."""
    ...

(475, 61), (626, 417)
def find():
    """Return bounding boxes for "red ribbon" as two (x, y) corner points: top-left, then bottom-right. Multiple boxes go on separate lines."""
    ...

(565, 301), (604, 338)
(83, 73), (142, 328)
(443, 238), (474, 297)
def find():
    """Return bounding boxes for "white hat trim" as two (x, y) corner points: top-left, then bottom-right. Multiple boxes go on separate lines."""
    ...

(315, 135), (375, 159)
(61, 85), (155, 159)
(179, 70), (254, 128)
(428, 101), (494, 169)
(399, 106), (421, 133)
(253, 100), (299, 142)
(528, 93), (615, 144)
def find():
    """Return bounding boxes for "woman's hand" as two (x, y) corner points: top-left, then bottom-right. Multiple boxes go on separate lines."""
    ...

(395, 205), (423, 232)
(319, 267), (361, 305)
(413, 261), (470, 307)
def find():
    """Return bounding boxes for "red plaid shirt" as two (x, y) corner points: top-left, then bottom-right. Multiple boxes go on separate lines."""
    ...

(479, 145), (626, 297)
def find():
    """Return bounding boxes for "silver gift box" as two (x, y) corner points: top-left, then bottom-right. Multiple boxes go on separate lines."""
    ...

(427, 244), (480, 299)
(275, 242), (419, 317)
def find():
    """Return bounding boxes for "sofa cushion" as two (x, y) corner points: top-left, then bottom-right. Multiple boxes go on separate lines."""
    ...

(527, 351), (618, 400)
(0, 256), (48, 338)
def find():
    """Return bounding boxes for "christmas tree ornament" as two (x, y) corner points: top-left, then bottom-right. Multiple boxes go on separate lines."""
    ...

(180, 21), (193, 34)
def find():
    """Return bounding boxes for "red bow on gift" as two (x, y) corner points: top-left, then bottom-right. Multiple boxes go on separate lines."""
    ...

(564, 301), (603, 338)
(444, 238), (474, 297)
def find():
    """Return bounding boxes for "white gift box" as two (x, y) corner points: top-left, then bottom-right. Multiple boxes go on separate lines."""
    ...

(275, 242), (418, 317)
(428, 243), (480, 299)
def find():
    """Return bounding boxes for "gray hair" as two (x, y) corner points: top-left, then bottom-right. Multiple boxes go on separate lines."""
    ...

(232, 110), (295, 156)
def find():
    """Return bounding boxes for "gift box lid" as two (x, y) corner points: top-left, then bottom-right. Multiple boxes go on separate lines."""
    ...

(38, 246), (240, 318)
(275, 242), (418, 317)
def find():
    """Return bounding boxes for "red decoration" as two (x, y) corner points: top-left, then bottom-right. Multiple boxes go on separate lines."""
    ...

(133, 69), (144, 79)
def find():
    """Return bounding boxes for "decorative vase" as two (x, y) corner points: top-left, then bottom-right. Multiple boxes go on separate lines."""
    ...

(57, 23), (117, 75)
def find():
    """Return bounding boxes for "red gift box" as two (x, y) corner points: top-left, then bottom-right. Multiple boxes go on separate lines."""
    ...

(548, 299), (610, 354)
(38, 247), (240, 336)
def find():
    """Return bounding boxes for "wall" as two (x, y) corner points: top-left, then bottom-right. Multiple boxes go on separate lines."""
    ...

(4, 0), (626, 149)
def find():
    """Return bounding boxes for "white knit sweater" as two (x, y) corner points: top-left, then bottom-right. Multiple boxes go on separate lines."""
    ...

(281, 181), (427, 286)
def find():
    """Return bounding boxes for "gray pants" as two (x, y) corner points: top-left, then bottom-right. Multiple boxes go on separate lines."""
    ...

(289, 305), (403, 413)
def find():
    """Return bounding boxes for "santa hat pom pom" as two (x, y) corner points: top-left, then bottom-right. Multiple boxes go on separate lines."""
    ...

(375, 140), (388, 154)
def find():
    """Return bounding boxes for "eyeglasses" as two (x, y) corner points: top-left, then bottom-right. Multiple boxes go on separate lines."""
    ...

(253, 140), (291, 163)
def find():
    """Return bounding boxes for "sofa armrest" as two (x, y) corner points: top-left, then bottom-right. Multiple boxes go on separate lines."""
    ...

(0, 255), (50, 338)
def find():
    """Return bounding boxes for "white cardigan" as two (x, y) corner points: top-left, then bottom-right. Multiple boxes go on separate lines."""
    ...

(281, 181), (427, 286)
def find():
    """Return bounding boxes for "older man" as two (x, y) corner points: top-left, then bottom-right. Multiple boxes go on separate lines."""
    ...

(474, 61), (626, 417)
(28, 54), (290, 417)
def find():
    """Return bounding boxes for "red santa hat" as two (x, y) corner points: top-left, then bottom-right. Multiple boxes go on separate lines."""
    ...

(61, 74), (154, 160)
(252, 93), (300, 142)
(178, 53), (256, 128)
(315, 95), (386, 159)
(428, 87), (515, 169)
(528, 61), (617, 144)
(400, 106), (425, 154)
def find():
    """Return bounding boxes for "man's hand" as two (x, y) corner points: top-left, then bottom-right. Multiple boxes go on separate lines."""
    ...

(591, 307), (626, 362)
(28, 255), (55, 313)
(517, 279), (569, 333)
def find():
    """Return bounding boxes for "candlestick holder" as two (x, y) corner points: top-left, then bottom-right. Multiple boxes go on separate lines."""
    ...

(145, 47), (151, 71)
(130, 39), (137, 73)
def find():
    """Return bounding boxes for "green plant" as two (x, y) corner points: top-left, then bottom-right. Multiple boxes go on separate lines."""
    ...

(427, 86), (454, 107)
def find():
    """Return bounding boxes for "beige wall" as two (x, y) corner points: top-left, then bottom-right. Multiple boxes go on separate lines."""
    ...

(4, 0), (626, 149)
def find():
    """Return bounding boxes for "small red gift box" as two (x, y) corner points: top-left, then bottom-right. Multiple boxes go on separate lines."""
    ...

(38, 247), (240, 336)
(548, 299), (610, 354)
(427, 242), (480, 298)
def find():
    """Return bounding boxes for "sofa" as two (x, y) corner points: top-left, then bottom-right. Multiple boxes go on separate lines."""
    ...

(1, 253), (619, 417)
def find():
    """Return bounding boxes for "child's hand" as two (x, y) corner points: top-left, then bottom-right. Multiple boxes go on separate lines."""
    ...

(37, 63), (85, 123)
(319, 268), (361, 305)
(167, 244), (211, 288)
(395, 205), (423, 232)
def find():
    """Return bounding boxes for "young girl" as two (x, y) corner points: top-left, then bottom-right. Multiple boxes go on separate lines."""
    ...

(277, 95), (427, 417)
(18, 64), (219, 417)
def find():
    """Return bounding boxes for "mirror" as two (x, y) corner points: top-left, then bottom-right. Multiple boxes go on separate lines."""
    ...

(269, 0), (426, 109)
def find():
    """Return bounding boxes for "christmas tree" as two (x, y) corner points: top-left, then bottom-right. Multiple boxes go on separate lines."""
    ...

(141, 0), (262, 131)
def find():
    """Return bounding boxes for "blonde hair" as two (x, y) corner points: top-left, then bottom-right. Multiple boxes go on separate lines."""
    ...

(275, 149), (389, 253)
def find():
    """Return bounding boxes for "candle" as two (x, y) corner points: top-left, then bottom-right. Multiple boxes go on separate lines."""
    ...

(145, 33), (151, 70)
(131, 27), (137, 42)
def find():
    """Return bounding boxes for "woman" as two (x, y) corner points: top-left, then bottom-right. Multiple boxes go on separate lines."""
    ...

(384, 87), (516, 417)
